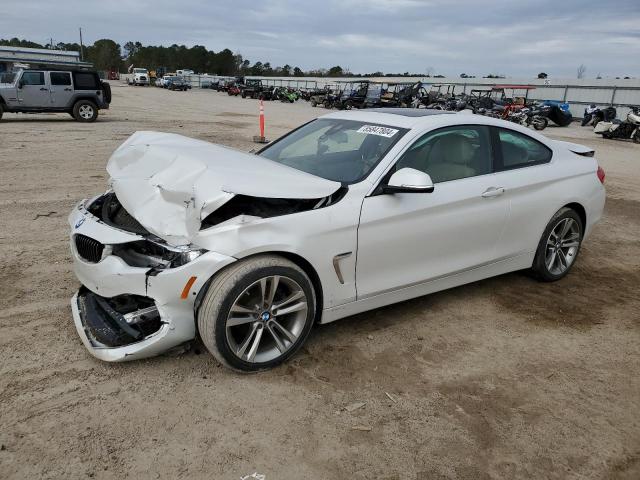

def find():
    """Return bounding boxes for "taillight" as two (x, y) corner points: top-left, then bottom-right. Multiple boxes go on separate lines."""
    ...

(597, 166), (605, 184)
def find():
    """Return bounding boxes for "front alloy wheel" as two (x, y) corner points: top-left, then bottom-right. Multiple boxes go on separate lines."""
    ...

(198, 255), (316, 371)
(226, 275), (308, 363)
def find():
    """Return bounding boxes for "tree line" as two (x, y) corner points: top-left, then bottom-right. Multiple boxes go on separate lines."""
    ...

(0, 37), (363, 77)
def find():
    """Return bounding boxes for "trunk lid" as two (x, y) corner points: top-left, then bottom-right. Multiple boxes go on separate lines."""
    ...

(554, 140), (595, 157)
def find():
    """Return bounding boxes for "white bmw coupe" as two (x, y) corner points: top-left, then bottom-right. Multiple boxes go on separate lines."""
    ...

(69, 109), (605, 370)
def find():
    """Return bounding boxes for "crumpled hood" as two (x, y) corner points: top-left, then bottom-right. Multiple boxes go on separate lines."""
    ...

(106, 131), (341, 245)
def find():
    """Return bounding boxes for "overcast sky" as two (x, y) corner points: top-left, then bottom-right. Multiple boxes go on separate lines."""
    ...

(2, 0), (639, 78)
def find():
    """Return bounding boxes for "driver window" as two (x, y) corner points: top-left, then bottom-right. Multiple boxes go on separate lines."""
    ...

(396, 125), (493, 183)
(21, 71), (45, 86)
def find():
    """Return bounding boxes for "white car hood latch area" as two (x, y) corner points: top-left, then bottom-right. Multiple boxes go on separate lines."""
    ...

(106, 131), (343, 244)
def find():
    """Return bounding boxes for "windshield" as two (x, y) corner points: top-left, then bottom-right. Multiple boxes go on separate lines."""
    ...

(259, 119), (407, 184)
(134, 68), (147, 73)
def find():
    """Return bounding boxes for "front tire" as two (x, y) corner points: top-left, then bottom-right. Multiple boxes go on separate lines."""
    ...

(531, 207), (583, 282)
(197, 255), (316, 371)
(73, 100), (98, 122)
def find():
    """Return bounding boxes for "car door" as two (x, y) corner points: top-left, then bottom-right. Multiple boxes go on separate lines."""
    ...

(489, 127), (555, 258)
(356, 124), (509, 298)
(48, 71), (74, 108)
(17, 71), (50, 108)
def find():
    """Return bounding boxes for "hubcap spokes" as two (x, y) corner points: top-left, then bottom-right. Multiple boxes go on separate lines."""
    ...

(226, 275), (308, 363)
(79, 105), (93, 119)
(545, 218), (580, 275)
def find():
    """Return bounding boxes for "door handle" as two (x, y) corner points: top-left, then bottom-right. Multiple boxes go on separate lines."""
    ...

(64, 88), (72, 91)
(39, 87), (48, 91)
(481, 187), (505, 198)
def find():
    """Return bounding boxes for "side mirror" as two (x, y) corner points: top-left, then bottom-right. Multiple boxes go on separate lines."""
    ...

(18, 79), (24, 89)
(383, 168), (434, 194)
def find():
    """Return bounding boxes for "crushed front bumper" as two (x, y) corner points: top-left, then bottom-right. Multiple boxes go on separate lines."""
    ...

(69, 200), (236, 362)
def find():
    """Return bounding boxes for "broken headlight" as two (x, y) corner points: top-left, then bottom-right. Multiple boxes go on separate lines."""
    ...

(112, 240), (206, 269)
(170, 248), (206, 268)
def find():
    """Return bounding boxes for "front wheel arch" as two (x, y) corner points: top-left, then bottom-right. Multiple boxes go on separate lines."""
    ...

(196, 254), (318, 370)
(195, 251), (324, 324)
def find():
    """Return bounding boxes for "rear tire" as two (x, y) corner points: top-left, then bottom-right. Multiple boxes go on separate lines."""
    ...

(0, 103), (3, 120)
(73, 100), (98, 122)
(197, 255), (316, 372)
(531, 207), (583, 282)
(532, 116), (548, 130)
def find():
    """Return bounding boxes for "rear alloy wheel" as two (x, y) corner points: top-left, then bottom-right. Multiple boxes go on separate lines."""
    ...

(532, 207), (583, 281)
(73, 100), (98, 122)
(198, 255), (316, 371)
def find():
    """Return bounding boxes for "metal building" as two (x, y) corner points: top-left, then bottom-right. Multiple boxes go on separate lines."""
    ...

(0, 46), (92, 75)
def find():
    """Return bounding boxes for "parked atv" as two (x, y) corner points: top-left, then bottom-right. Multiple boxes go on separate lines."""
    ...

(272, 87), (298, 103)
(335, 81), (369, 110)
(241, 79), (267, 99)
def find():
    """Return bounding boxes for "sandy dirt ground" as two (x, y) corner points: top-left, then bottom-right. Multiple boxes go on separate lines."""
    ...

(1, 85), (639, 480)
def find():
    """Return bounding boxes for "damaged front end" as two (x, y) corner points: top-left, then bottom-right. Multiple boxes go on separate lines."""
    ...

(76, 287), (161, 348)
(69, 131), (348, 361)
(69, 194), (236, 362)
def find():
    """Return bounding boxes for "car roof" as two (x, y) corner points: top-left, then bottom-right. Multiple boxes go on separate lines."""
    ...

(319, 109), (556, 147)
(322, 109), (456, 129)
(366, 108), (455, 117)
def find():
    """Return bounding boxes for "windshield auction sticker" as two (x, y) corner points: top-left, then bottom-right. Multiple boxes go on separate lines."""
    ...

(357, 125), (399, 138)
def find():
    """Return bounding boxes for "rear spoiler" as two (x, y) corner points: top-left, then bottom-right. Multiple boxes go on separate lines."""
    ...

(555, 140), (595, 157)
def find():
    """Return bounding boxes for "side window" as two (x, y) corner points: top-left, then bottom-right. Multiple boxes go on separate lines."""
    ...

(50, 72), (71, 86)
(72, 72), (99, 89)
(396, 125), (493, 183)
(21, 72), (45, 85)
(497, 129), (552, 169)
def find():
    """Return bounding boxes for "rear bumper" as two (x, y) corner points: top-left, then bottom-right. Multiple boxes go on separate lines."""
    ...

(583, 183), (606, 241)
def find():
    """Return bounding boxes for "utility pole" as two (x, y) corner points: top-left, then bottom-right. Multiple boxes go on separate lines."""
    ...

(79, 27), (84, 61)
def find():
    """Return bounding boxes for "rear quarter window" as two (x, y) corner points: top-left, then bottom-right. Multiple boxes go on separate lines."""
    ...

(497, 128), (552, 170)
(50, 72), (72, 86)
(72, 72), (99, 90)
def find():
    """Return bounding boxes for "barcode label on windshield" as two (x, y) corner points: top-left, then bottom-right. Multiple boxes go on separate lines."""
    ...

(357, 125), (399, 138)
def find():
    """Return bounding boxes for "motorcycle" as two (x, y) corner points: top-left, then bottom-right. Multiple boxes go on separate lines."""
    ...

(507, 106), (548, 130)
(541, 101), (573, 127)
(594, 106), (640, 143)
(582, 104), (617, 127)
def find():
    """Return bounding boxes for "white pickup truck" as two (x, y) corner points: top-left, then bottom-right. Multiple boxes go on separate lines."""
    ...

(128, 68), (149, 86)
